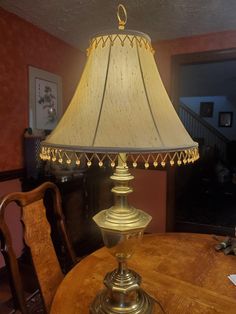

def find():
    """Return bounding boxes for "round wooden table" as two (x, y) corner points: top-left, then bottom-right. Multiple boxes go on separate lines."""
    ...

(50, 233), (236, 313)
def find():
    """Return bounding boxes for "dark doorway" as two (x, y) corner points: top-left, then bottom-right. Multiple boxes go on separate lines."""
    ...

(170, 49), (236, 236)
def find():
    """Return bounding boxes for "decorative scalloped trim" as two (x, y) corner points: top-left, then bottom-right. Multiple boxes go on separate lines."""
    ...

(87, 34), (155, 56)
(40, 146), (199, 169)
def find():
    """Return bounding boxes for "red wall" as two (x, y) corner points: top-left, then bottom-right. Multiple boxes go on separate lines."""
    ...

(0, 8), (85, 268)
(0, 7), (85, 171)
(130, 169), (167, 233)
(154, 30), (236, 93)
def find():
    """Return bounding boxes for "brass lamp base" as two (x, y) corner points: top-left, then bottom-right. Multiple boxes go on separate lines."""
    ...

(92, 155), (160, 313)
(90, 265), (155, 314)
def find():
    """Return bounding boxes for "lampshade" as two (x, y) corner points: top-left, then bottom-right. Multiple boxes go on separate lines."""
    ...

(40, 30), (198, 167)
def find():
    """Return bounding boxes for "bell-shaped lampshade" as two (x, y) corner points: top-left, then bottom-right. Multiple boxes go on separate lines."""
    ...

(41, 30), (198, 167)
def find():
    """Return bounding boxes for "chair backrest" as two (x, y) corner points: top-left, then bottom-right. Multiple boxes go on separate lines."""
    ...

(0, 181), (77, 313)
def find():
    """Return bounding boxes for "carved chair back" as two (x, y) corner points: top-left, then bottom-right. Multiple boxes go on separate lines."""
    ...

(0, 182), (77, 313)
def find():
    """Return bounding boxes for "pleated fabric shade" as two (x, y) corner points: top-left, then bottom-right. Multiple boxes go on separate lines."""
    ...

(40, 30), (199, 168)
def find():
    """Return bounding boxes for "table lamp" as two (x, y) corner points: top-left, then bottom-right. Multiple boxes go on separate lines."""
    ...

(40, 4), (199, 313)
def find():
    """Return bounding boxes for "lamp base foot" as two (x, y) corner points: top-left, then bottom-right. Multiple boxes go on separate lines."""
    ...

(90, 288), (156, 314)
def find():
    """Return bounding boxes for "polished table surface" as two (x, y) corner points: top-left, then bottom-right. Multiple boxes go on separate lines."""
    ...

(50, 233), (236, 313)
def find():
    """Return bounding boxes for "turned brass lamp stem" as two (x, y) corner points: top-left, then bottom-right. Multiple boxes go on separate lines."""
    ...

(118, 152), (127, 166)
(118, 260), (128, 274)
(91, 157), (156, 312)
(93, 151), (151, 231)
(111, 153), (133, 213)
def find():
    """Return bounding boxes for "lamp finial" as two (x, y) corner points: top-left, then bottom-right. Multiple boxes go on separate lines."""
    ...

(117, 4), (127, 30)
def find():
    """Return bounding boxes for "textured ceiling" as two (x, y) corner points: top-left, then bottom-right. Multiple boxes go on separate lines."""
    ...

(1, 0), (236, 50)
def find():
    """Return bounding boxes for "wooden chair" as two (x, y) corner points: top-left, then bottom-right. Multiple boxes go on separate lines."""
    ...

(0, 181), (77, 313)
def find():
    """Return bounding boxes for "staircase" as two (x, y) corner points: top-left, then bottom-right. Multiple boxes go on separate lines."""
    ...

(179, 103), (229, 160)
(176, 103), (235, 236)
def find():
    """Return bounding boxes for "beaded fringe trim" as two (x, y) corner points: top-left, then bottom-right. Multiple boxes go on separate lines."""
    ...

(40, 147), (199, 169)
(87, 34), (155, 56)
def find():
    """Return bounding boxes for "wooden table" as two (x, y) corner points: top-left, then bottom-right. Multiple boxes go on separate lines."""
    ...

(51, 233), (236, 313)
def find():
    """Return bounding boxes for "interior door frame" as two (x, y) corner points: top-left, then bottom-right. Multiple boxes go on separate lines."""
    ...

(166, 48), (236, 232)
(170, 48), (236, 109)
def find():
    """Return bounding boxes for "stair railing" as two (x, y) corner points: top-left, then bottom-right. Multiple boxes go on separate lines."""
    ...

(179, 103), (229, 160)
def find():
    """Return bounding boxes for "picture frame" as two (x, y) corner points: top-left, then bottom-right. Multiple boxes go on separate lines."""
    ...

(29, 66), (62, 130)
(200, 101), (214, 118)
(218, 112), (233, 127)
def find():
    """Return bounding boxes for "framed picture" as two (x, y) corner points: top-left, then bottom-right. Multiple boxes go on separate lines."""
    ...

(200, 102), (214, 117)
(218, 112), (233, 127)
(29, 66), (62, 130)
